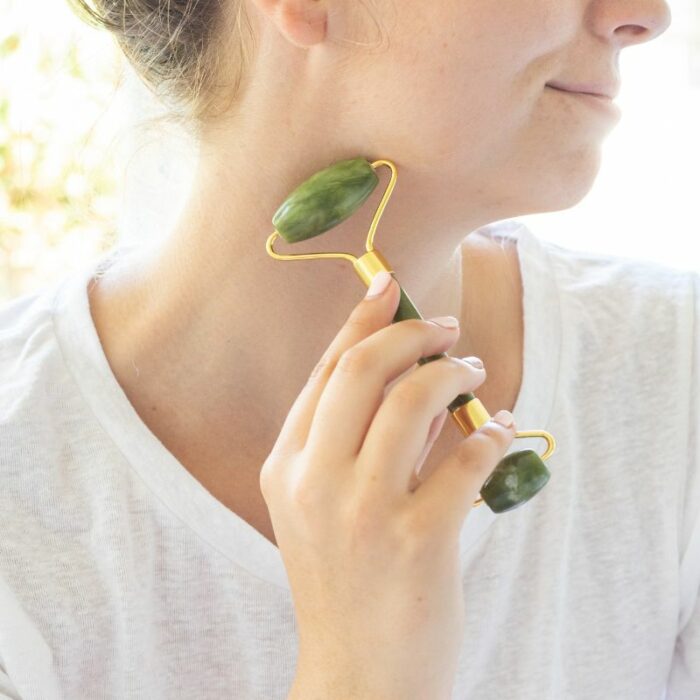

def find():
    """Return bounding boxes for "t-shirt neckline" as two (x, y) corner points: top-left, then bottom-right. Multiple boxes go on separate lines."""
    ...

(51, 221), (562, 590)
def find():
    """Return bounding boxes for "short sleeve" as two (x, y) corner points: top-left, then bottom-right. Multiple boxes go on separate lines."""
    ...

(665, 271), (700, 699)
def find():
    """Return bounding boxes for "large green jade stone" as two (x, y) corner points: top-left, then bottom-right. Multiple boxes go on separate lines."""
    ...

(272, 157), (379, 243)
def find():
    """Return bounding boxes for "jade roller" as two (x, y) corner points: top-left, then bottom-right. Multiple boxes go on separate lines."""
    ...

(266, 157), (556, 513)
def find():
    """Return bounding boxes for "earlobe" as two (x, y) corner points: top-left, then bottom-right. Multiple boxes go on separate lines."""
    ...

(256, 0), (328, 49)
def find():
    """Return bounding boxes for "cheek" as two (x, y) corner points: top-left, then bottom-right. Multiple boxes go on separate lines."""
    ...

(420, 67), (537, 166)
(364, 63), (529, 178)
(358, 3), (568, 167)
(399, 48), (547, 159)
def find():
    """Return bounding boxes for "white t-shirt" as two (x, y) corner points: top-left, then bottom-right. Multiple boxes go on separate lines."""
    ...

(0, 220), (698, 700)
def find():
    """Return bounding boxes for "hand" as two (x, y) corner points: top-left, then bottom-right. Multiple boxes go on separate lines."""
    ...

(260, 272), (517, 700)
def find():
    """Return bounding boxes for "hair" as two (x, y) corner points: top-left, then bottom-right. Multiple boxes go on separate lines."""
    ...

(66, 0), (388, 142)
(65, 0), (249, 140)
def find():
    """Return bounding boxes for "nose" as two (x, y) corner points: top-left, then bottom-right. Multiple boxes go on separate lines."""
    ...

(591, 0), (673, 48)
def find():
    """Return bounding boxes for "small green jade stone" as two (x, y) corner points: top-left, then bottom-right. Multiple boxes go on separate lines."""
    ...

(272, 157), (379, 243)
(479, 449), (551, 513)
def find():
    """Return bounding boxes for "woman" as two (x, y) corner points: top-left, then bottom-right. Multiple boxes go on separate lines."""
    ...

(2, 0), (697, 698)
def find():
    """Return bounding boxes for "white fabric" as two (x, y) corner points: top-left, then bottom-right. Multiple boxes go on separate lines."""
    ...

(0, 220), (697, 699)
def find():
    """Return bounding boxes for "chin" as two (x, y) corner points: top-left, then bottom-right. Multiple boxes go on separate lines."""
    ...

(529, 148), (604, 212)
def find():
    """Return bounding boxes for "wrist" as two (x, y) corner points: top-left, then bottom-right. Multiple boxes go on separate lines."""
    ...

(288, 662), (451, 700)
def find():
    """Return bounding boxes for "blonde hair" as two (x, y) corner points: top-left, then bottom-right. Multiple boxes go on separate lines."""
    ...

(66, 0), (256, 140)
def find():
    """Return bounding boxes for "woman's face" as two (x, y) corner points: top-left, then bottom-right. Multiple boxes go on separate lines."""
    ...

(313, 0), (673, 217)
(230, 0), (672, 231)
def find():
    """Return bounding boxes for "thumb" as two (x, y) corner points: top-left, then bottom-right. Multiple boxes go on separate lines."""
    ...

(410, 410), (517, 537)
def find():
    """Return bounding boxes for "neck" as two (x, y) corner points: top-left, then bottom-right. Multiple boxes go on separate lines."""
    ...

(88, 146), (512, 472)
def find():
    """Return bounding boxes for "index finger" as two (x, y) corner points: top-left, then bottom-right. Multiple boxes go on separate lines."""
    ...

(269, 272), (400, 458)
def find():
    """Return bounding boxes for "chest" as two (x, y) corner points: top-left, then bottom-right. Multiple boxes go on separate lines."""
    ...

(180, 370), (522, 551)
(178, 243), (525, 549)
(6, 437), (680, 700)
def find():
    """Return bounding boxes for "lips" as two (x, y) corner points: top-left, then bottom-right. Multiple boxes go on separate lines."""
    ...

(546, 80), (619, 100)
(545, 83), (623, 121)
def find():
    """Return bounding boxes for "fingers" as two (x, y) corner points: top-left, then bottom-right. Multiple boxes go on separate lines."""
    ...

(409, 413), (517, 538)
(354, 355), (487, 494)
(303, 312), (465, 466)
(269, 271), (400, 458)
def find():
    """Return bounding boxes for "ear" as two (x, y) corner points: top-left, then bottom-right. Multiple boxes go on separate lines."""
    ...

(254, 0), (328, 49)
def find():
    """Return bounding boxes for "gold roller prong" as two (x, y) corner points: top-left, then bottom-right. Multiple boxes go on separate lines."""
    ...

(514, 429), (557, 462)
(265, 230), (358, 264)
(264, 159), (398, 281)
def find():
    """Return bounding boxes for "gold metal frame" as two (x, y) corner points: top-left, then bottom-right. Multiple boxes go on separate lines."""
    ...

(266, 159), (556, 508)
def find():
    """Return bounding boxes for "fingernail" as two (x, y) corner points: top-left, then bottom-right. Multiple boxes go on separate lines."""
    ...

(491, 409), (515, 428)
(427, 315), (460, 329)
(462, 356), (484, 369)
(365, 271), (393, 299)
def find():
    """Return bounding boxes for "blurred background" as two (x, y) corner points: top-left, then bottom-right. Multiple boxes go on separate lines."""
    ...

(1, 0), (699, 302)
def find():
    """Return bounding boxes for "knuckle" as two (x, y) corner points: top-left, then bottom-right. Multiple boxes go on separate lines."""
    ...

(411, 318), (441, 338)
(309, 352), (334, 382)
(391, 378), (429, 410)
(344, 312), (376, 335)
(454, 436), (479, 463)
(259, 456), (287, 500)
(412, 318), (435, 331)
(453, 429), (499, 466)
(392, 317), (429, 339)
(259, 466), (274, 500)
(288, 474), (324, 510)
(335, 344), (373, 376)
